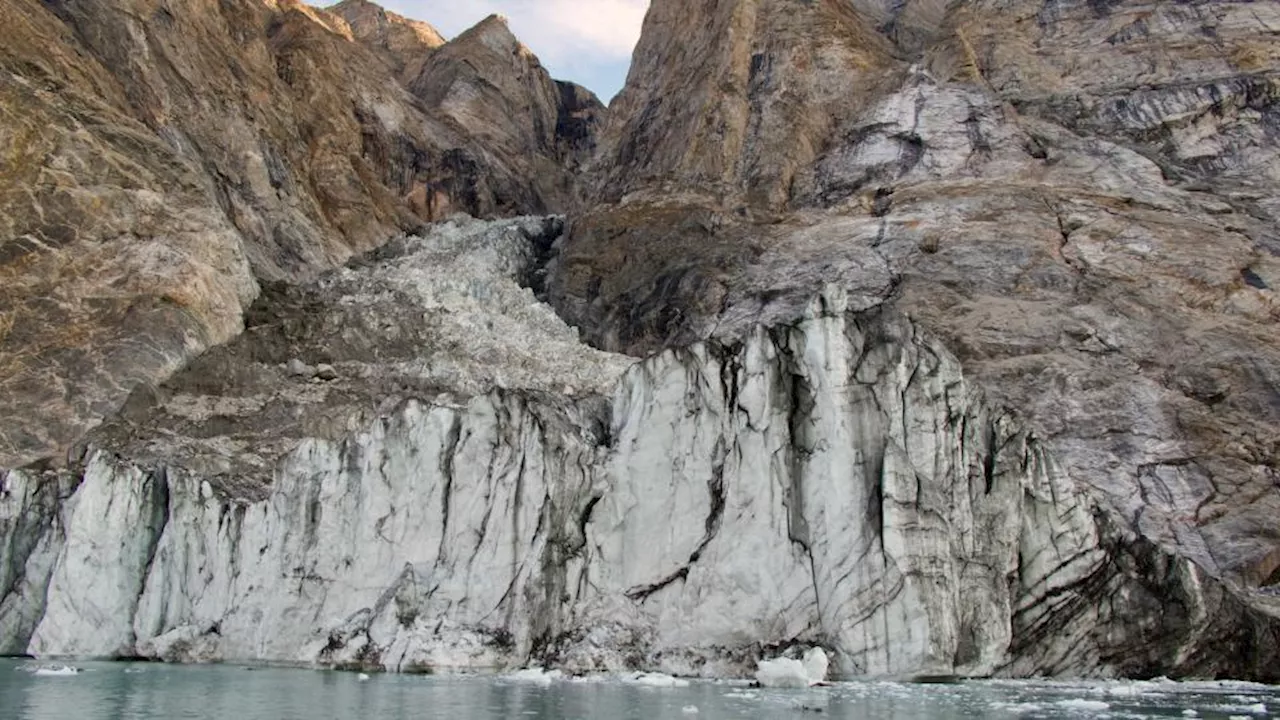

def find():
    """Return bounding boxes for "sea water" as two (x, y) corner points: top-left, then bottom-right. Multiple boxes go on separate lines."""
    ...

(1, 659), (1276, 719)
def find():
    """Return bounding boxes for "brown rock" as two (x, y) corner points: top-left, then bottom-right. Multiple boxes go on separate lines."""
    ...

(0, 0), (598, 468)
(407, 15), (607, 208)
(597, 0), (900, 209)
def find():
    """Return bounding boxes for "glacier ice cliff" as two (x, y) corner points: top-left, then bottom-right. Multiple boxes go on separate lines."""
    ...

(2, 217), (1277, 680)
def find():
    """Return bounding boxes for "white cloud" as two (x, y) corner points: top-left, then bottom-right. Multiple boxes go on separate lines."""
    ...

(375, 0), (648, 99)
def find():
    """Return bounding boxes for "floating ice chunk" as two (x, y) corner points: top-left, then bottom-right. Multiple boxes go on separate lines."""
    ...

(1182, 710), (1198, 717)
(505, 668), (563, 685)
(681, 706), (699, 714)
(32, 665), (80, 677)
(755, 658), (811, 688)
(1101, 681), (1172, 699)
(1211, 704), (1269, 716)
(357, 673), (371, 681)
(620, 672), (690, 687)
(1054, 699), (1110, 712)
(803, 648), (829, 684)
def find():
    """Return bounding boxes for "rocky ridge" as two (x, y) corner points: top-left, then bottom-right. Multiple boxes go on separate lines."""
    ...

(328, 0), (446, 85)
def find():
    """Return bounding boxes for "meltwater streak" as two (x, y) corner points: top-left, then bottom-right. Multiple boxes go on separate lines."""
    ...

(2, 660), (1278, 720)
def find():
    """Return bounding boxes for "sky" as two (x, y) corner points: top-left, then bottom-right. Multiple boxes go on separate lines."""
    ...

(376, 1), (649, 103)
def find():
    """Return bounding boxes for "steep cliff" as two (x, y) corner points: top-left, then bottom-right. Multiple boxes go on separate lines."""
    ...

(405, 15), (607, 205)
(1, 0), (1278, 683)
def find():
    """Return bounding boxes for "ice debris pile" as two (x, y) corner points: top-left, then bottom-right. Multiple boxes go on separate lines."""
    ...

(755, 648), (829, 688)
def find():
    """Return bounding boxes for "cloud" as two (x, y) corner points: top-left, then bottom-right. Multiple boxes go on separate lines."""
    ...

(373, 0), (648, 100)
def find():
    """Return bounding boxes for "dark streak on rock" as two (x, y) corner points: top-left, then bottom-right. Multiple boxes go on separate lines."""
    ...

(626, 438), (728, 602)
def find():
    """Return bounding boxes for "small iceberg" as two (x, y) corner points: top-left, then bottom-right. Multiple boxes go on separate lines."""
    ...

(32, 665), (81, 677)
(755, 648), (828, 688)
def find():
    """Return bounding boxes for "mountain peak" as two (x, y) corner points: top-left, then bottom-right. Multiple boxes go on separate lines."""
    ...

(450, 13), (525, 56)
(326, 0), (446, 81)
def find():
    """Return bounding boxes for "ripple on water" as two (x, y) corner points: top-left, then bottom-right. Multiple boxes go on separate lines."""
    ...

(2, 661), (1279, 720)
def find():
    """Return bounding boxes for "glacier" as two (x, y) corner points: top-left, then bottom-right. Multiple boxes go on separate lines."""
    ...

(0, 216), (1275, 680)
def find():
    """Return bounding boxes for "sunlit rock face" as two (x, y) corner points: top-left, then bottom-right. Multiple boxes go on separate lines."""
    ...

(327, 0), (447, 85)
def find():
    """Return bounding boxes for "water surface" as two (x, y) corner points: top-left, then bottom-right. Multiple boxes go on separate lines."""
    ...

(2, 659), (1276, 719)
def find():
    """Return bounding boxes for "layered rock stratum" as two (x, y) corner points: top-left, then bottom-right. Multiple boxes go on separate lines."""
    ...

(1, 0), (1278, 681)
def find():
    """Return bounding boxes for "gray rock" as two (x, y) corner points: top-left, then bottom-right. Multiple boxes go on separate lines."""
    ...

(287, 359), (313, 378)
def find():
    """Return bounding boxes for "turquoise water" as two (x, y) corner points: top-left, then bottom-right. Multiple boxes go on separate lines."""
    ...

(2, 660), (1277, 719)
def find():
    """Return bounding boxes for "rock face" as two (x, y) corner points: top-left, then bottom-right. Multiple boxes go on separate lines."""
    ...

(406, 16), (607, 207)
(0, 0), (604, 469)
(1, 0), (1279, 684)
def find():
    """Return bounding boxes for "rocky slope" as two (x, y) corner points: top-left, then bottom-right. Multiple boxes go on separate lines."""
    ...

(328, 0), (446, 85)
(0, 0), (602, 469)
(1, 0), (1279, 682)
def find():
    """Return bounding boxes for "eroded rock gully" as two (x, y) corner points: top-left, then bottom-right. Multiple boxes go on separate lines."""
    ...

(1, 0), (1279, 683)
